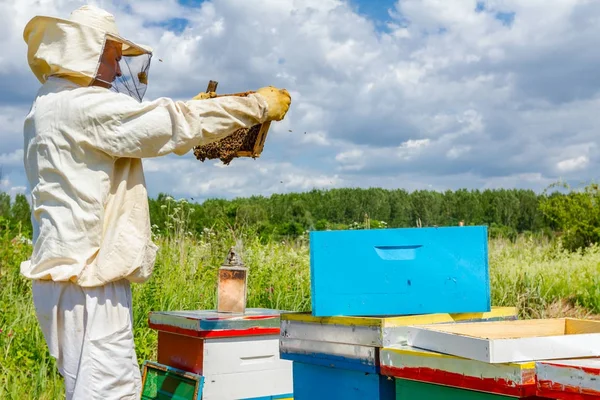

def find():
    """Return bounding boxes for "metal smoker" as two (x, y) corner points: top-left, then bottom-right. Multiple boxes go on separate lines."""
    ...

(217, 246), (248, 313)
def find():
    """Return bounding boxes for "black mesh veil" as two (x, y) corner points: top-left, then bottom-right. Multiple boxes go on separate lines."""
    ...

(111, 54), (152, 102)
(95, 36), (152, 102)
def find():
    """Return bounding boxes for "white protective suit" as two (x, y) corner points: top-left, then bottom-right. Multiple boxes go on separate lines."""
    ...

(21, 5), (271, 399)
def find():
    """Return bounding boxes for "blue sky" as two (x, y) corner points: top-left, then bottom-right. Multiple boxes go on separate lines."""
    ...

(1, 0), (599, 202)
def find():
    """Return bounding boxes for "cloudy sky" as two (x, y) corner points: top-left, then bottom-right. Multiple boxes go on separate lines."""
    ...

(1, 0), (598, 202)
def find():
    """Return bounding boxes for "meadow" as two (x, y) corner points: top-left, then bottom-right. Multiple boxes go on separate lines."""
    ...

(2, 222), (600, 399)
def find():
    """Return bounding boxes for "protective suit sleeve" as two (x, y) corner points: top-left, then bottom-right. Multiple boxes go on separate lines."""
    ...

(76, 88), (269, 158)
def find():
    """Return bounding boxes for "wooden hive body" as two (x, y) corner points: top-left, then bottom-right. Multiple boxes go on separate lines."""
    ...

(309, 225), (491, 317)
(147, 308), (293, 399)
(380, 344), (537, 398)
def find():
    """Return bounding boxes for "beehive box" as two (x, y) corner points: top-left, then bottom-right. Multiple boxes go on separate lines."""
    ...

(291, 362), (395, 400)
(141, 361), (203, 400)
(309, 226), (491, 317)
(279, 307), (518, 373)
(279, 307), (517, 400)
(406, 318), (600, 363)
(148, 308), (293, 399)
(536, 358), (600, 400)
(395, 379), (547, 400)
(380, 344), (537, 398)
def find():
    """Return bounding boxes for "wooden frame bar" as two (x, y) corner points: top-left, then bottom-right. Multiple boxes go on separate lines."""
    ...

(148, 308), (282, 339)
(406, 318), (600, 363)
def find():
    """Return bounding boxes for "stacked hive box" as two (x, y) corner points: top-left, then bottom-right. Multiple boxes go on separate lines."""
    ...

(144, 308), (294, 399)
(280, 225), (600, 399)
(382, 317), (600, 399)
(280, 226), (516, 399)
(280, 307), (518, 399)
(380, 344), (541, 399)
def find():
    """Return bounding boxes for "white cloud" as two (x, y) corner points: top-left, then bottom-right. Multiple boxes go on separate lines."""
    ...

(0, 149), (23, 167)
(398, 139), (430, 160)
(1, 0), (600, 200)
(557, 156), (589, 172)
(0, 175), (26, 199)
(447, 145), (472, 160)
(9, 186), (26, 196)
(143, 156), (343, 200)
(300, 131), (331, 146)
(335, 149), (365, 171)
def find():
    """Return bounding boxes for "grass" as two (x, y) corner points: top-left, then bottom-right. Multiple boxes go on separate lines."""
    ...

(2, 225), (600, 399)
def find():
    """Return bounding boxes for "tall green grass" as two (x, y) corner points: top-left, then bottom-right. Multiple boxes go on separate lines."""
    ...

(2, 223), (600, 399)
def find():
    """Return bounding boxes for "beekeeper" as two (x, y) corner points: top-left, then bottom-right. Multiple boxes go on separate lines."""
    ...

(20, 5), (291, 399)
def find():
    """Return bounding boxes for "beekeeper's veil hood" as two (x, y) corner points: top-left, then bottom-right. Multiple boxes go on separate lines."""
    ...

(23, 5), (153, 101)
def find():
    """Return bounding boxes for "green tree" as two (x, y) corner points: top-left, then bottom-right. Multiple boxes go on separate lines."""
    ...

(539, 182), (600, 251)
(10, 194), (32, 235)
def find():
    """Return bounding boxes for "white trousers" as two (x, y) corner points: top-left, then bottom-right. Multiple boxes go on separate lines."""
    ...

(32, 279), (142, 400)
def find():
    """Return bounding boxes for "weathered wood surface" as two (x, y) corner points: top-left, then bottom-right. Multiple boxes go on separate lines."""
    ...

(380, 344), (537, 397)
(279, 307), (518, 373)
(149, 308), (293, 399)
(406, 318), (600, 363)
(536, 358), (600, 400)
(148, 308), (283, 338)
(281, 306), (517, 347)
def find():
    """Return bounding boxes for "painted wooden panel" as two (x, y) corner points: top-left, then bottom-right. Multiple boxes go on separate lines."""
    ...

(395, 379), (547, 400)
(292, 362), (395, 400)
(158, 331), (292, 376)
(148, 308), (283, 338)
(407, 318), (600, 363)
(141, 360), (203, 400)
(158, 331), (205, 374)
(202, 335), (292, 375)
(536, 358), (600, 400)
(201, 367), (293, 400)
(309, 226), (490, 316)
(380, 344), (536, 397)
(280, 306), (517, 347)
(280, 337), (377, 373)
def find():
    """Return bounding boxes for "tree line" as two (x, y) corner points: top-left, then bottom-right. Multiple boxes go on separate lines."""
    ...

(2, 182), (598, 251)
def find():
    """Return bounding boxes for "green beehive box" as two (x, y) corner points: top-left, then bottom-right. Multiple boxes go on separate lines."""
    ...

(141, 360), (204, 400)
(396, 379), (540, 400)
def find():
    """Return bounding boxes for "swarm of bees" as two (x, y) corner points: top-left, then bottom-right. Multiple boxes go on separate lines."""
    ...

(192, 81), (270, 165)
(193, 124), (263, 165)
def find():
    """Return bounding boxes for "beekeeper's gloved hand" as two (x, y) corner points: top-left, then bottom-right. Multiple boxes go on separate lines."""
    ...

(256, 86), (291, 121)
(192, 91), (217, 100)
